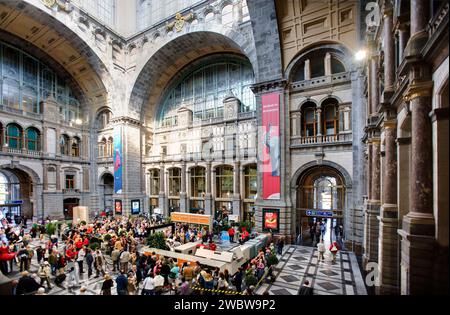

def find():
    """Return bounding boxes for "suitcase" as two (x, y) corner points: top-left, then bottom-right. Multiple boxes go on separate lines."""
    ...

(54, 274), (66, 285)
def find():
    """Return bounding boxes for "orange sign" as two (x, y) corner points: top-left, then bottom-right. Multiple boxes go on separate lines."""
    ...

(171, 212), (211, 226)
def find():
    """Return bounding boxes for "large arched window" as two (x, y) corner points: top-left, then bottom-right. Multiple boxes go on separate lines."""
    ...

(168, 168), (181, 197)
(0, 41), (80, 116)
(96, 108), (112, 129)
(190, 167), (206, 197)
(149, 169), (160, 196)
(215, 165), (233, 198)
(26, 128), (40, 151)
(157, 57), (255, 126)
(323, 99), (339, 136)
(6, 124), (22, 149)
(302, 102), (317, 137)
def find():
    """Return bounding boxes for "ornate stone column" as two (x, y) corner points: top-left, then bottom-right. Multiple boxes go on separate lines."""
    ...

(398, 0), (435, 294)
(180, 161), (187, 213)
(370, 56), (380, 115)
(43, 165), (49, 191)
(205, 162), (213, 215)
(377, 121), (399, 294)
(383, 5), (395, 92)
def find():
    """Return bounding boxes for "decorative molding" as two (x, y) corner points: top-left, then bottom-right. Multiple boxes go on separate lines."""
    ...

(250, 79), (287, 94)
(41, 0), (73, 13)
(404, 80), (434, 101)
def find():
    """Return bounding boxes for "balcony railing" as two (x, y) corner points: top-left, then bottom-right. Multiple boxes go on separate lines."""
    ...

(291, 72), (351, 91)
(291, 133), (352, 146)
(1, 147), (44, 157)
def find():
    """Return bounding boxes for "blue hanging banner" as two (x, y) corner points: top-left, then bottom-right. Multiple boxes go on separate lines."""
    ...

(113, 126), (123, 194)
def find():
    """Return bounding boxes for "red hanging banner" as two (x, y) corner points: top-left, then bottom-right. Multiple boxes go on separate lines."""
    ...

(262, 92), (281, 200)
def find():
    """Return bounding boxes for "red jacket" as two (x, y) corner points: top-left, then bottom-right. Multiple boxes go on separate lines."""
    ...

(329, 242), (340, 252)
(228, 228), (235, 236)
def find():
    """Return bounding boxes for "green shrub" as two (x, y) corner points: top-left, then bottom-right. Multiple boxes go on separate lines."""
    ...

(244, 274), (258, 286)
(46, 223), (57, 236)
(146, 232), (169, 250)
(89, 243), (100, 251)
(267, 254), (279, 267)
(103, 234), (112, 242)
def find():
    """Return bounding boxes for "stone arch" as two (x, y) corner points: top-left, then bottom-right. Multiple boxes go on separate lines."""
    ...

(129, 28), (258, 123)
(98, 170), (114, 185)
(0, 163), (41, 185)
(297, 99), (319, 111)
(285, 41), (354, 82)
(0, 1), (114, 118)
(291, 160), (352, 190)
(319, 95), (344, 106)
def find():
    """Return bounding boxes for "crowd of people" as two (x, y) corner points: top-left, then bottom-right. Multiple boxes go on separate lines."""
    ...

(0, 214), (277, 296)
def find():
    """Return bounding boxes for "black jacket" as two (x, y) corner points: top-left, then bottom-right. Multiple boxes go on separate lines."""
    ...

(298, 286), (314, 295)
(16, 276), (40, 295)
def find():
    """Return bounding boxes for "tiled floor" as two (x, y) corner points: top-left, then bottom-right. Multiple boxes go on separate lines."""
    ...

(256, 245), (367, 296)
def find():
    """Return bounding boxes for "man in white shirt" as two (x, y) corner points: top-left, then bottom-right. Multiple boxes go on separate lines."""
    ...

(141, 275), (156, 295)
(77, 247), (86, 275)
(154, 272), (165, 295)
(317, 239), (326, 263)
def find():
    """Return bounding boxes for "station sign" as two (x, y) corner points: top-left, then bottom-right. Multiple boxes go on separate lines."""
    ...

(305, 210), (334, 217)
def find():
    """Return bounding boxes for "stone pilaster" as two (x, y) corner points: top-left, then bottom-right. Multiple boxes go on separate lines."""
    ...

(232, 161), (241, 217)
(180, 161), (187, 213)
(159, 163), (167, 217)
(205, 162), (213, 215)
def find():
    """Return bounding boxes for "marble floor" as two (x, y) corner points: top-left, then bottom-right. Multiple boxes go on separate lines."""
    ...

(256, 245), (367, 295)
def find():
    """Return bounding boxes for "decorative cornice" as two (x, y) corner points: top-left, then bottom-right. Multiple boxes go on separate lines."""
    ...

(111, 116), (142, 126)
(250, 79), (287, 94)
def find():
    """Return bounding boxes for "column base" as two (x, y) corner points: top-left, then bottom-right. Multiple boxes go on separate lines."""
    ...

(377, 204), (399, 295)
(398, 214), (436, 295)
(364, 200), (381, 263)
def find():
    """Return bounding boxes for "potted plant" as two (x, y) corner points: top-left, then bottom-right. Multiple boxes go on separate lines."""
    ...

(239, 221), (252, 233)
(146, 232), (169, 250)
(244, 273), (258, 287)
(46, 222), (56, 236)
(267, 253), (279, 267)
(89, 242), (100, 251)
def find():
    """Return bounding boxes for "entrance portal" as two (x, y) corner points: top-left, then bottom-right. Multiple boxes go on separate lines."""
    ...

(0, 167), (34, 222)
(296, 166), (346, 248)
(63, 198), (79, 220)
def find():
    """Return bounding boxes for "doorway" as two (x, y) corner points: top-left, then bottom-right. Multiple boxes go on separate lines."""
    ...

(63, 198), (79, 220)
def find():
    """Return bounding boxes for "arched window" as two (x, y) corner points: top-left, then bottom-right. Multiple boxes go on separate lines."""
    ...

(222, 4), (233, 26)
(6, 124), (22, 149)
(205, 11), (215, 23)
(1, 42), (80, 115)
(158, 57), (255, 125)
(168, 168), (181, 197)
(96, 109), (112, 129)
(215, 165), (233, 198)
(323, 99), (339, 136)
(107, 137), (114, 157)
(26, 128), (40, 151)
(302, 103), (317, 137)
(60, 135), (70, 156)
(331, 58), (346, 74)
(190, 167), (206, 198)
(98, 138), (106, 157)
(149, 169), (160, 196)
(71, 137), (81, 157)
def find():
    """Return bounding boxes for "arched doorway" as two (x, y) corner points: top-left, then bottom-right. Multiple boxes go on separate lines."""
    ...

(63, 198), (79, 220)
(296, 166), (347, 247)
(100, 173), (114, 212)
